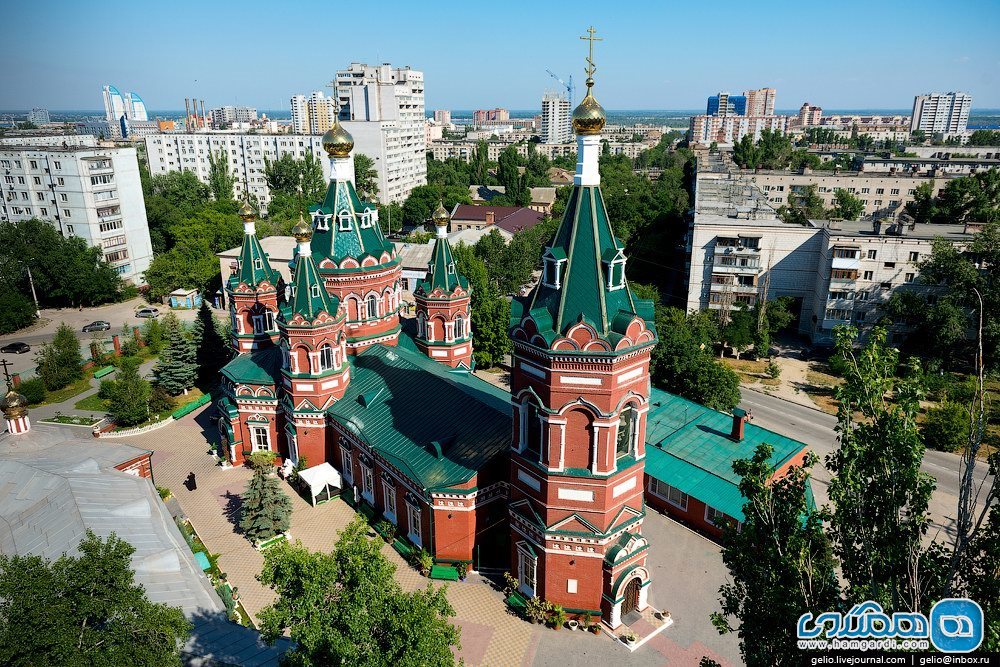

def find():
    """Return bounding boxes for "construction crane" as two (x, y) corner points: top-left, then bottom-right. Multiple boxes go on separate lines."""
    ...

(545, 69), (574, 104)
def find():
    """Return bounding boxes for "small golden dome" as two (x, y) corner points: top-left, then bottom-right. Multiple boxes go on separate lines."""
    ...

(1, 389), (28, 419)
(238, 200), (256, 222)
(322, 119), (354, 158)
(432, 201), (450, 227)
(572, 79), (605, 136)
(292, 212), (312, 242)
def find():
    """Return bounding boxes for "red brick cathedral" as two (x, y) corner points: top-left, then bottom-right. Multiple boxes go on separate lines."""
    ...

(216, 52), (657, 627)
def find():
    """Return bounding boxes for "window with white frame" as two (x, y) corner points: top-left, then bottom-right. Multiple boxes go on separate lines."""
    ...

(287, 432), (299, 464)
(383, 480), (396, 520)
(340, 448), (353, 484)
(338, 212), (352, 231)
(315, 214), (329, 231)
(407, 504), (422, 546)
(650, 478), (688, 510)
(455, 315), (465, 339)
(250, 426), (270, 451)
(524, 402), (543, 460)
(616, 405), (635, 458)
(605, 256), (626, 291)
(366, 294), (378, 319)
(706, 505), (726, 527)
(361, 465), (374, 503)
(542, 254), (565, 288)
(517, 546), (537, 596)
(319, 344), (335, 371)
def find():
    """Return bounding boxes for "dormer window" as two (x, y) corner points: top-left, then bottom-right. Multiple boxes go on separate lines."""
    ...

(253, 258), (263, 270)
(360, 210), (372, 228)
(338, 211), (352, 231)
(311, 284), (321, 298)
(542, 247), (567, 289)
(603, 247), (626, 291)
(315, 214), (329, 231)
(447, 263), (456, 274)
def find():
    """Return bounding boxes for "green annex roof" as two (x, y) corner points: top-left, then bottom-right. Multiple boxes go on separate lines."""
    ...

(235, 230), (279, 288)
(643, 388), (810, 522)
(309, 177), (395, 265)
(516, 185), (655, 345)
(283, 252), (337, 322)
(419, 235), (468, 294)
(326, 344), (510, 492)
(221, 346), (282, 385)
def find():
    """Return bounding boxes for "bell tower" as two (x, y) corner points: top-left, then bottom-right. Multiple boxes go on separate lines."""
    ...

(414, 202), (473, 368)
(227, 200), (281, 353)
(507, 28), (658, 629)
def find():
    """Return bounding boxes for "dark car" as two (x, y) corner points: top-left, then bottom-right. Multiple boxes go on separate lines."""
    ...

(135, 307), (160, 319)
(0, 342), (30, 354)
(82, 320), (111, 332)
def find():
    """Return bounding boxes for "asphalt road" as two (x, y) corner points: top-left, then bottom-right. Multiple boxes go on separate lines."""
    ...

(738, 388), (994, 537)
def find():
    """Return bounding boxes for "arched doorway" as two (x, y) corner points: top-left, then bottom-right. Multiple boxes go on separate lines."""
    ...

(622, 576), (642, 616)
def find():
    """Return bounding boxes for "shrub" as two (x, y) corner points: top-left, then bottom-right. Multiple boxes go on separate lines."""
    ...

(455, 561), (469, 579)
(582, 611), (593, 629)
(156, 486), (172, 500)
(766, 360), (781, 379)
(548, 603), (568, 629)
(374, 519), (395, 542)
(502, 571), (518, 596)
(412, 548), (433, 575)
(148, 385), (175, 414)
(922, 402), (970, 453)
(525, 596), (550, 624)
(246, 450), (277, 471)
(97, 379), (117, 400)
(18, 378), (47, 404)
(36, 324), (83, 390)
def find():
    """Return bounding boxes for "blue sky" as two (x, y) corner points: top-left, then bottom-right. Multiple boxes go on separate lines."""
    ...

(2, 0), (998, 111)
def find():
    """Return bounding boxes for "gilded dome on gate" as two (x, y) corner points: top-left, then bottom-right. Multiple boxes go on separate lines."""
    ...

(238, 200), (256, 222)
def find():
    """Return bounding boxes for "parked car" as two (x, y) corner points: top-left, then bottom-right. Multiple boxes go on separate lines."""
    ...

(82, 320), (111, 332)
(135, 307), (160, 319)
(0, 342), (30, 354)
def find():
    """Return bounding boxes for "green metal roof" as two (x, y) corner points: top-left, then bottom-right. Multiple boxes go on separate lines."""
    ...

(283, 252), (337, 322)
(326, 344), (510, 491)
(309, 178), (395, 265)
(235, 231), (279, 288)
(643, 388), (809, 522)
(419, 235), (468, 294)
(220, 347), (282, 385)
(516, 185), (655, 345)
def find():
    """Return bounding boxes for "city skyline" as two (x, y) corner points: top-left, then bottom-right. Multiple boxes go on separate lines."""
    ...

(2, 0), (998, 111)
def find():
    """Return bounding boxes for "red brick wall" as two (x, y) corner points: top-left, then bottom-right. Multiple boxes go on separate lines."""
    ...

(115, 453), (153, 479)
(542, 549), (603, 613)
(433, 505), (474, 561)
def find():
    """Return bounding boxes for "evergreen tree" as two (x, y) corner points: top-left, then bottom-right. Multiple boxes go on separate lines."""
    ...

(191, 301), (229, 386)
(154, 313), (198, 395)
(240, 464), (292, 544)
(35, 323), (83, 390)
(0, 530), (190, 666)
(109, 358), (151, 426)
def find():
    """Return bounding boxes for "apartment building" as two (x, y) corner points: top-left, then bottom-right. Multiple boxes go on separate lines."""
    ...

(27, 108), (50, 125)
(796, 103), (822, 128)
(102, 85), (147, 139)
(744, 167), (954, 218)
(744, 88), (776, 117)
(335, 62), (427, 203)
(689, 114), (788, 146)
(541, 93), (571, 144)
(685, 167), (976, 343)
(473, 108), (509, 124)
(0, 136), (153, 283)
(428, 136), (657, 162)
(289, 91), (336, 135)
(707, 92), (746, 117)
(144, 133), (330, 212)
(911, 92), (972, 136)
(433, 109), (451, 125)
(209, 106), (257, 128)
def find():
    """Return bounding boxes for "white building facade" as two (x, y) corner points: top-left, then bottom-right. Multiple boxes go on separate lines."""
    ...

(910, 92), (972, 136)
(144, 133), (330, 212)
(541, 93), (571, 144)
(335, 62), (427, 204)
(0, 137), (153, 283)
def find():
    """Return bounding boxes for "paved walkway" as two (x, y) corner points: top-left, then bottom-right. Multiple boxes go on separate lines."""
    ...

(30, 357), (158, 423)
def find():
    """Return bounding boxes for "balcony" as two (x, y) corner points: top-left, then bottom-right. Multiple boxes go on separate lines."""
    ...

(832, 257), (861, 270)
(710, 283), (758, 294)
(712, 261), (761, 273)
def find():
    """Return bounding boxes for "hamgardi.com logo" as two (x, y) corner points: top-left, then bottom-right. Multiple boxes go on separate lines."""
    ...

(797, 597), (984, 653)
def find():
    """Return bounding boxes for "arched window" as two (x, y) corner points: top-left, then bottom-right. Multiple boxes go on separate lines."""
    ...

(417, 313), (425, 338)
(617, 405), (635, 458)
(455, 315), (465, 338)
(311, 284), (321, 298)
(338, 211), (352, 231)
(315, 214), (329, 231)
(366, 294), (378, 319)
(320, 344), (335, 371)
(525, 403), (543, 461)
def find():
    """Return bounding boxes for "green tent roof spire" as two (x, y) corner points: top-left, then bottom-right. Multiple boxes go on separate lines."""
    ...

(308, 164), (395, 266)
(234, 205), (279, 289)
(287, 224), (337, 322)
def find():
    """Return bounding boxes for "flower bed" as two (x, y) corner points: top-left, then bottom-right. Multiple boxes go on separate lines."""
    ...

(39, 414), (101, 427)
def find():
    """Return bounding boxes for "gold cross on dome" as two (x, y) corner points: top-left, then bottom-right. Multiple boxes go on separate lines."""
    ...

(580, 26), (602, 79)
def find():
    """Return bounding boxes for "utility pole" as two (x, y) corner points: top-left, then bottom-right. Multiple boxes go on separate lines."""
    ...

(25, 265), (40, 317)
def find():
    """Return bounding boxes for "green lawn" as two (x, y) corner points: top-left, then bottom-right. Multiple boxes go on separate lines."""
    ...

(74, 393), (109, 412)
(35, 375), (94, 406)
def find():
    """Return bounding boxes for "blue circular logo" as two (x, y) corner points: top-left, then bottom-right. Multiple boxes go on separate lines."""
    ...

(929, 598), (984, 653)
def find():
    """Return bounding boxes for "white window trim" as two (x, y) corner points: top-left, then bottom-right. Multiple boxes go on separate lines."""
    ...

(407, 504), (422, 547)
(542, 257), (566, 289)
(517, 545), (537, 598)
(382, 480), (397, 523)
(705, 505), (725, 527)
(650, 479), (688, 511)
(250, 426), (270, 452)
(606, 257), (626, 291)
(340, 448), (353, 484)
(361, 465), (374, 504)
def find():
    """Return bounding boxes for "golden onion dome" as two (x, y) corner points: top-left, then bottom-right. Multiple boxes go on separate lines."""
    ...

(292, 212), (313, 242)
(431, 201), (450, 227)
(321, 119), (354, 158)
(1, 389), (28, 419)
(572, 78), (606, 136)
(238, 200), (256, 222)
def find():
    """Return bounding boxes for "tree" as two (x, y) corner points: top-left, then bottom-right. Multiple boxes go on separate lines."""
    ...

(921, 402), (970, 453)
(905, 180), (938, 224)
(0, 530), (190, 666)
(721, 308), (755, 359)
(779, 184), (826, 225)
(751, 296), (795, 357)
(967, 129), (1000, 147)
(882, 290), (968, 369)
(354, 153), (379, 202)
(453, 242), (510, 369)
(712, 445), (839, 666)
(191, 301), (229, 386)
(826, 326), (936, 612)
(0, 289), (35, 334)
(154, 313), (198, 395)
(208, 149), (236, 202)
(257, 517), (460, 666)
(35, 323), (83, 390)
(402, 185), (470, 226)
(831, 188), (863, 220)
(109, 357), (151, 426)
(263, 153), (324, 202)
(240, 463), (292, 544)
(141, 318), (165, 354)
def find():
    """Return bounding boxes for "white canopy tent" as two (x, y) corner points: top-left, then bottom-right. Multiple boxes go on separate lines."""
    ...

(298, 462), (343, 506)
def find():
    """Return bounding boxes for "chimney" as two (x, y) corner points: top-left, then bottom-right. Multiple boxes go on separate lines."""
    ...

(200, 100), (207, 128)
(485, 210), (495, 226)
(184, 98), (191, 130)
(731, 407), (747, 442)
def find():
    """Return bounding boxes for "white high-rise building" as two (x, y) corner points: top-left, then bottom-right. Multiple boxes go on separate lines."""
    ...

(910, 92), (972, 136)
(289, 92), (336, 135)
(27, 108), (50, 125)
(335, 62), (427, 203)
(541, 93), (572, 144)
(102, 85), (148, 138)
(209, 106), (258, 128)
(0, 135), (154, 284)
